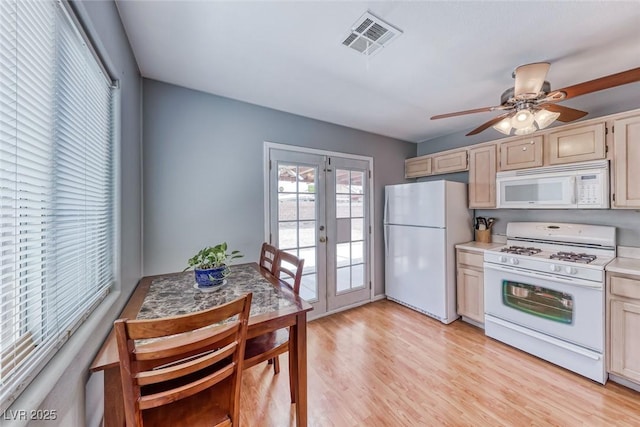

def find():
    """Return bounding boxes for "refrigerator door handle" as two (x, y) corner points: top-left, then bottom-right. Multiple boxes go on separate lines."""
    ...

(384, 225), (389, 256)
(384, 191), (389, 224)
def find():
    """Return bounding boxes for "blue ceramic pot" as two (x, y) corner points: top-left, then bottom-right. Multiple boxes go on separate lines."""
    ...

(194, 266), (228, 287)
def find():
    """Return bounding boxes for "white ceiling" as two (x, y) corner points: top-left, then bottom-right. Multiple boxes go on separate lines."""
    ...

(115, 1), (640, 143)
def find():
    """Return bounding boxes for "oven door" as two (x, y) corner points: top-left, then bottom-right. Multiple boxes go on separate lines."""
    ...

(484, 263), (603, 351)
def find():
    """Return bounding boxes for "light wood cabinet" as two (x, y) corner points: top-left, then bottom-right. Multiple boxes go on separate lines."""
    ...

(498, 135), (543, 171)
(432, 149), (468, 174)
(468, 144), (496, 208)
(405, 156), (431, 178)
(608, 273), (640, 384)
(456, 249), (484, 324)
(548, 123), (606, 165)
(612, 115), (640, 208)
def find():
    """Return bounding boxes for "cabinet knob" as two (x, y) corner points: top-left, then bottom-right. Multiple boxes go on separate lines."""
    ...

(522, 147), (527, 151)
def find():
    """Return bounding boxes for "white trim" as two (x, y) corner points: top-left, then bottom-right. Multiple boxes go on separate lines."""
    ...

(373, 294), (387, 302)
(263, 141), (376, 313)
(608, 373), (640, 392)
(307, 299), (374, 321)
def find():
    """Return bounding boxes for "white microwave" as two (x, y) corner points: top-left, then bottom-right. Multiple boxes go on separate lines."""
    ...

(496, 160), (609, 209)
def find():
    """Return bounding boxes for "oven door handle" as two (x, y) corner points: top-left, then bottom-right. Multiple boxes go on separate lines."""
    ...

(483, 262), (602, 289)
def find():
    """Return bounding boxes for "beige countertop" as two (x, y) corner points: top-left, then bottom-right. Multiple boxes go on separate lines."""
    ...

(455, 241), (504, 252)
(606, 257), (640, 277)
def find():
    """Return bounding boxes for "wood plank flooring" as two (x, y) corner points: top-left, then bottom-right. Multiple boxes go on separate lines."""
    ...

(240, 300), (640, 426)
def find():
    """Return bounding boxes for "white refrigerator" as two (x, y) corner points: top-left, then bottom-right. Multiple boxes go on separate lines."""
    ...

(384, 180), (472, 324)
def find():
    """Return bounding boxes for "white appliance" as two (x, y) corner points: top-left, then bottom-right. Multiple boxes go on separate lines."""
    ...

(384, 180), (472, 324)
(496, 160), (609, 209)
(484, 222), (616, 384)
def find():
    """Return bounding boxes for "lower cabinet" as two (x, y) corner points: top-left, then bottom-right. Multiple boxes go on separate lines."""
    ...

(456, 248), (484, 324)
(608, 273), (640, 385)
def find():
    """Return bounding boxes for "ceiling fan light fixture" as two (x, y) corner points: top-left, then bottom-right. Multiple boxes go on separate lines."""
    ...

(534, 109), (561, 130)
(492, 117), (513, 135)
(514, 125), (538, 136)
(511, 109), (535, 130)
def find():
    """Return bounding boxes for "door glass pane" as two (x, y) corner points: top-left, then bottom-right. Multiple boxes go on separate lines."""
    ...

(278, 193), (297, 220)
(336, 267), (350, 292)
(351, 264), (364, 287)
(278, 164), (298, 193)
(351, 195), (364, 218)
(351, 218), (363, 241)
(299, 167), (316, 193)
(336, 169), (350, 194)
(351, 241), (363, 264)
(299, 194), (315, 220)
(336, 242), (350, 267)
(299, 221), (316, 247)
(350, 171), (364, 194)
(336, 195), (350, 218)
(278, 222), (297, 249)
(299, 247), (317, 301)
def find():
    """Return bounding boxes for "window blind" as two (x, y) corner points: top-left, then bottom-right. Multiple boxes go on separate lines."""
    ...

(0, 0), (115, 409)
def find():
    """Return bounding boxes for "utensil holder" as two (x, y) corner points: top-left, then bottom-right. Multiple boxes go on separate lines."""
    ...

(475, 229), (491, 243)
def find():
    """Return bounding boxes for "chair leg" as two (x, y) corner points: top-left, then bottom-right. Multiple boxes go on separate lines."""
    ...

(273, 356), (280, 374)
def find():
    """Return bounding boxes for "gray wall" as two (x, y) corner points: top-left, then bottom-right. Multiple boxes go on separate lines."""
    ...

(7, 2), (143, 426)
(417, 104), (640, 247)
(142, 79), (415, 296)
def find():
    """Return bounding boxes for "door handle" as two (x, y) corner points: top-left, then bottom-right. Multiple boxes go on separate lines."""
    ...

(319, 236), (326, 243)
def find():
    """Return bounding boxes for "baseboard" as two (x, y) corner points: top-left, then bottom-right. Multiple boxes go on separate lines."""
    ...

(608, 373), (640, 392)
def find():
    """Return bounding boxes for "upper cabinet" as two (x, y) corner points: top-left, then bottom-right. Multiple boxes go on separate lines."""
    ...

(468, 145), (496, 208)
(432, 149), (468, 174)
(547, 123), (606, 165)
(612, 114), (640, 208)
(498, 136), (543, 171)
(405, 156), (431, 179)
(404, 148), (467, 179)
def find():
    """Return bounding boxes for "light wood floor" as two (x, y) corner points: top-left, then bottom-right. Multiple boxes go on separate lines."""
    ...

(240, 300), (640, 426)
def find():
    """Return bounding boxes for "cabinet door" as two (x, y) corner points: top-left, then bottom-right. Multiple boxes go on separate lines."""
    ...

(405, 156), (432, 178)
(613, 115), (640, 208)
(610, 299), (640, 383)
(468, 145), (496, 208)
(548, 123), (606, 165)
(499, 136), (543, 171)
(432, 149), (468, 174)
(456, 267), (484, 324)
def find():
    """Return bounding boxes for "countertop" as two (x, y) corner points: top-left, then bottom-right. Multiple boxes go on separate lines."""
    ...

(606, 257), (640, 277)
(455, 241), (505, 252)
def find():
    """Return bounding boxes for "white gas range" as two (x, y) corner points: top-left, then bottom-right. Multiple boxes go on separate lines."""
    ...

(483, 222), (616, 384)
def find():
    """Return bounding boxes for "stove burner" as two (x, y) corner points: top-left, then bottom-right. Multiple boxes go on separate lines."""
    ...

(500, 246), (543, 256)
(549, 252), (597, 264)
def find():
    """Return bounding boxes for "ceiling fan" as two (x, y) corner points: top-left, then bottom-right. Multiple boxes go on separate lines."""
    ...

(430, 63), (640, 136)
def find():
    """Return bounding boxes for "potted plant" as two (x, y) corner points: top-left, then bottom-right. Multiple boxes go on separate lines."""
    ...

(184, 242), (243, 287)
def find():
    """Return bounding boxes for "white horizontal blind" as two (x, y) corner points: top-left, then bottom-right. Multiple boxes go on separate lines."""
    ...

(0, 0), (115, 409)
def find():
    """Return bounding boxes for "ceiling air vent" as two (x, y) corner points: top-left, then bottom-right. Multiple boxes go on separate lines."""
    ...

(341, 11), (403, 57)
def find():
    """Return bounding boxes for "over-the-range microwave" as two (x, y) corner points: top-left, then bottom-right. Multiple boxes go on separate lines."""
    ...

(496, 160), (609, 209)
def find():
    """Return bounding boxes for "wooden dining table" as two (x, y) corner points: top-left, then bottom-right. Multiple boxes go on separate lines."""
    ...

(90, 262), (313, 426)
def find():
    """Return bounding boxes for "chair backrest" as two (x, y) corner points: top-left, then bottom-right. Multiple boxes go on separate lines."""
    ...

(273, 251), (304, 295)
(259, 242), (278, 274)
(115, 293), (252, 427)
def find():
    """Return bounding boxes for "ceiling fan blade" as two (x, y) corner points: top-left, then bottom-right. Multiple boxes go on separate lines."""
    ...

(431, 106), (505, 120)
(514, 62), (550, 98)
(555, 67), (640, 100)
(466, 112), (513, 136)
(540, 104), (588, 122)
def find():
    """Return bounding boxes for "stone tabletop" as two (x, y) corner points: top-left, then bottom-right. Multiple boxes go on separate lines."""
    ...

(137, 264), (294, 320)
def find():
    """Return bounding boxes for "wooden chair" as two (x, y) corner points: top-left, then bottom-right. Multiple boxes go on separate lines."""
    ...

(115, 293), (252, 427)
(244, 250), (304, 402)
(259, 242), (278, 274)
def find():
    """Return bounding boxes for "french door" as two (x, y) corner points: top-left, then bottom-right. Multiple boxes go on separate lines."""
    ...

(267, 146), (371, 317)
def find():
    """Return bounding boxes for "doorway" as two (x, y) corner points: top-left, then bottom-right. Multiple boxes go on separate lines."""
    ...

(265, 143), (373, 317)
